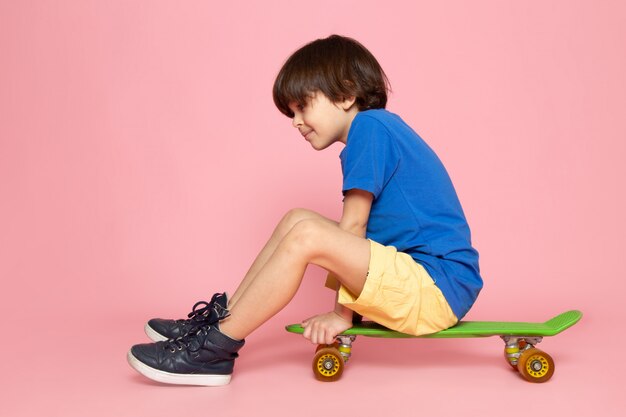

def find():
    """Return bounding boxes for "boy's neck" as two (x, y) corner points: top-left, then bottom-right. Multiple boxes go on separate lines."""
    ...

(338, 107), (360, 145)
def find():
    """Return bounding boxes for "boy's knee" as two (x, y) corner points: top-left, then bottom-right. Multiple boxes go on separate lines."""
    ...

(279, 208), (320, 233)
(284, 219), (327, 255)
(282, 208), (309, 224)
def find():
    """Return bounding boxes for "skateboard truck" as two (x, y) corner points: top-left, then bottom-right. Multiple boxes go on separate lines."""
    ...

(336, 335), (356, 363)
(502, 336), (543, 367)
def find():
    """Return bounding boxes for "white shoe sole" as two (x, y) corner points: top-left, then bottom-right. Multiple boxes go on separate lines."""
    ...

(127, 350), (232, 386)
(144, 323), (169, 342)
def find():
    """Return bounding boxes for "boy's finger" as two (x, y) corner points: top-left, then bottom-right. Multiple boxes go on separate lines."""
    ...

(315, 329), (322, 345)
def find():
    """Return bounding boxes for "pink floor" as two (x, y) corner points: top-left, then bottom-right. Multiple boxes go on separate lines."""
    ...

(4, 295), (624, 417)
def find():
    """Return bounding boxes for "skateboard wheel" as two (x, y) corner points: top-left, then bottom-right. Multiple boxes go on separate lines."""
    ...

(517, 348), (555, 383)
(315, 343), (339, 353)
(312, 347), (344, 382)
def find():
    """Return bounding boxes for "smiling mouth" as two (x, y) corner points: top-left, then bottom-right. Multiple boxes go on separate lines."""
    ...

(301, 130), (313, 140)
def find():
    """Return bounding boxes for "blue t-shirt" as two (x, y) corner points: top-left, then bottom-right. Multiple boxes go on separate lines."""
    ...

(340, 109), (482, 320)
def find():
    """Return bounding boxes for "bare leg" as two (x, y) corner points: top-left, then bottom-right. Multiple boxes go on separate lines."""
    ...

(229, 209), (337, 307)
(220, 218), (370, 340)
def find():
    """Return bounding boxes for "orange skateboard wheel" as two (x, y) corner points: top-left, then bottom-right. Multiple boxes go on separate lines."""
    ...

(517, 348), (555, 383)
(312, 347), (344, 382)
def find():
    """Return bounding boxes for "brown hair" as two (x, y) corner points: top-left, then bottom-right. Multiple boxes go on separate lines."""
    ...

(273, 35), (390, 118)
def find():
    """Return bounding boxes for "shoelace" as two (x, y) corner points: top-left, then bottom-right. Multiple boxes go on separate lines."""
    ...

(164, 293), (231, 352)
(164, 325), (210, 352)
(175, 293), (230, 325)
(175, 301), (211, 324)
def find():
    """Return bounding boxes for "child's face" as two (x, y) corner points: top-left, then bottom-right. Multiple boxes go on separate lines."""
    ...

(288, 92), (358, 151)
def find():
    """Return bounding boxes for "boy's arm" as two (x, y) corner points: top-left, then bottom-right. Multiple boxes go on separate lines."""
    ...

(335, 189), (373, 321)
(338, 188), (373, 237)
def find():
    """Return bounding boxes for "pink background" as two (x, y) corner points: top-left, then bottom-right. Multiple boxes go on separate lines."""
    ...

(1, 1), (625, 415)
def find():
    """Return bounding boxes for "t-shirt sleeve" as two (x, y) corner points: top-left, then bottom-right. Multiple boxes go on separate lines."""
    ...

(341, 116), (400, 199)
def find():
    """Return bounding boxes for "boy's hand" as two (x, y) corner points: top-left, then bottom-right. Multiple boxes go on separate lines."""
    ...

(301, 311), (353, 345)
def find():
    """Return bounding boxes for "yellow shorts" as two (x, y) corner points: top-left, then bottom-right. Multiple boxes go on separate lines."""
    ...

(326, 240), (458, 336)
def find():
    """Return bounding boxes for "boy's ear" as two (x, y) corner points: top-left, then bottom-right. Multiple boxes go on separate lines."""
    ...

(340, 95), (357, 111)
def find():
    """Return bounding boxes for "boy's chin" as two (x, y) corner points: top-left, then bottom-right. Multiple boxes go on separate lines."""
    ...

(309, 140), (336, 151)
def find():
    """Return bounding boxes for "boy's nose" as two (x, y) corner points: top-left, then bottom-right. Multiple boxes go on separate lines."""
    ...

(292, 115), (303, 128)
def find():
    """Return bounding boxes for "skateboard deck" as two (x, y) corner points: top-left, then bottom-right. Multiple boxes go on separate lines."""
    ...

(286, 310), (582, 338)
(286, 310), (582, 383)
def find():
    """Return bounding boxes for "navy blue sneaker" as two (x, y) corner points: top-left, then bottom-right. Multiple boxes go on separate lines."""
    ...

(145, 293), (230, 342)
(128, 324), (245, 386)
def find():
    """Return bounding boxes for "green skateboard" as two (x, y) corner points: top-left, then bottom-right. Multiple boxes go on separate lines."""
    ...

(286, 310), (582, 383)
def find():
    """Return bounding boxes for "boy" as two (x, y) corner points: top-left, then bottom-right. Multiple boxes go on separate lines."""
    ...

(127, 35), (482, 386)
